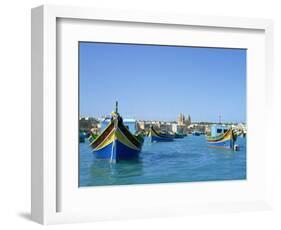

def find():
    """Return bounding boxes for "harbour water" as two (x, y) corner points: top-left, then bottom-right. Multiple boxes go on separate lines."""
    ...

(79, 136), (246, 187)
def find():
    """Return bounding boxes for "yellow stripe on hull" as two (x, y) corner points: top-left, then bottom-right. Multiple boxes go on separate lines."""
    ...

(115, 128), (140, 151)
(94, 128), (140, 152)
(207, 128), (233, 143)
(95, 129), (115, 151)
(149, 128), (170, 138)
(212, 130), (232, 143)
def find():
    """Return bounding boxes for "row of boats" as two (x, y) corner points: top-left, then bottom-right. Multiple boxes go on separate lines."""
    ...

(84, 102), (243, 163)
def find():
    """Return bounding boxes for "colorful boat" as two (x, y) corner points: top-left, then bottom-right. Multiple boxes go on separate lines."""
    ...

(206, 125), (241, 150)
(89, 102), (144, 163)
(149, 126), (174, 142)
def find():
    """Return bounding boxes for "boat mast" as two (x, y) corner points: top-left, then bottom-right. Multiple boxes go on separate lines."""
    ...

(115, 101), (118, 114)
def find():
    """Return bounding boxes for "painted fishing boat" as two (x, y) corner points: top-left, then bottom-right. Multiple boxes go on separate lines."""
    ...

(149, 126), (174, 142)
(206, 125), (241, 150)
(89, 102), (144, 163)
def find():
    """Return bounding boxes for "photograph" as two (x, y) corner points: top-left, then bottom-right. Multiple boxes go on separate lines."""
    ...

(78, 42), (247, 187)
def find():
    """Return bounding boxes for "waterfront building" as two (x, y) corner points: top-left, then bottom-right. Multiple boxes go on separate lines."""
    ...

(101, 117), (138, 134)
(205, 125), (211, 135)
(186, 114), (191, 126)
(159, 122), (173, 132)
(188, 123), (207, 134)
(137, 121), (146, 131)
(178, 113), (186, 125)
(79, 116), (99, 131)
(172, 123), (187, 134)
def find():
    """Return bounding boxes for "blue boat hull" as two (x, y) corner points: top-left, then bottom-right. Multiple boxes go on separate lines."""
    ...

(89, 103), (144, 163)
(150, 135), (174, 142)
(94, 139), (141, 162)
(149, 126), (174, 142)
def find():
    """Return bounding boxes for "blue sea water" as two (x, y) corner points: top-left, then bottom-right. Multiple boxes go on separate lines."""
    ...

(79, 136), (246, 187)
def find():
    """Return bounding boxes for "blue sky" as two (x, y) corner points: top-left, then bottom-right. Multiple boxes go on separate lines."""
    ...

(79, 42), (246, 123)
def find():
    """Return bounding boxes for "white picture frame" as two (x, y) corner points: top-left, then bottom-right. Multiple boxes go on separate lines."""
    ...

(31, 5), (274, 225)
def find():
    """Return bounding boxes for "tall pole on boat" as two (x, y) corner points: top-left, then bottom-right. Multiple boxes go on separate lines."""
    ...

(115, 101), (118, 114)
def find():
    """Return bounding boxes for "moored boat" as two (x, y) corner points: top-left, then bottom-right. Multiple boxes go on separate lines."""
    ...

(89, 102), (144, 163)
(149, 126), (174, 142)
(206, 124), (241, 150)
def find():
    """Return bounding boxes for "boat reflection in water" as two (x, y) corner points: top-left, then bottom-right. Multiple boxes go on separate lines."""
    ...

(89, 158), (143, 186)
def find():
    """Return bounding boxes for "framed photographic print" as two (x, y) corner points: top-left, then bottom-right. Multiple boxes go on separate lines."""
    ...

(31, 5), (274, 224)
